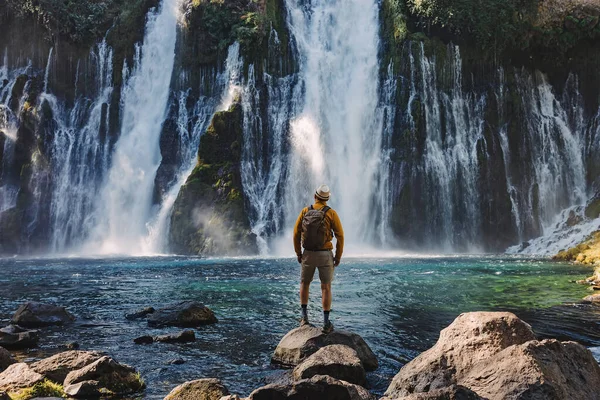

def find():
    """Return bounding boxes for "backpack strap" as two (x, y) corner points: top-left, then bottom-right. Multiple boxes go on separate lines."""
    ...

(322, 206), (330, 214)
(310, 205), (314, 210)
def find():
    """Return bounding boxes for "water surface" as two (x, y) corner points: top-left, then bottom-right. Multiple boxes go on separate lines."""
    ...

(1, 255), (599, 398)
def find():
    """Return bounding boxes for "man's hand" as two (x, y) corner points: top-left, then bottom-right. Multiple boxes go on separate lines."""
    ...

(334, 258), (340, 267)
(297, 254), (302, 264)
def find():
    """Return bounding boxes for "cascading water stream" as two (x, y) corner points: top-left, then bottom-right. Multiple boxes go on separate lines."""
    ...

(85, 0), (179, 255)
(279, 0), (383, 250)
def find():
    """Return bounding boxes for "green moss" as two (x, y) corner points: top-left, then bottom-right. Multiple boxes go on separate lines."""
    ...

(9, 380), (65, 400)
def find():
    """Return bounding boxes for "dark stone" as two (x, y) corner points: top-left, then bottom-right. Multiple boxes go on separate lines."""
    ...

(167, 358), (186, 365)
(11, 302), (75, 327)
(125, 306), (155, 320)
(147, 301), (217, 328)
(396, 385), (484, 399)
(134, 335), (154, 345)
(249, 375), (375, 400)
(0, 347), (15, 373)
(0, 325), (39, 349)
(65, 342), (80, 350)
(154, 330), (196, 343)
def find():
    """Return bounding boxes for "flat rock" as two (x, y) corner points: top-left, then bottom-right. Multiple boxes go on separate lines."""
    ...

(155, 330), (196, 343)
(384, 312), (535, 398)
(164, 378), (229, 400)
(64, 380), (101, 398)
(0, 325), (39, 349)
(272, 325), (378, 371)
(125, 306), (155, 320)
(31, 350), (104, 383)
(293, 344), (366, 386)
(461, 339), (600, 400)
(11, 302), (75, 328)
(249, 374), (375, 400)
(391, 385), (484, 399)
(147, 301), (217, 328)
(0, 348), (15, 372)
(64, 356), (144, 396)
(0, 363), (44, 392)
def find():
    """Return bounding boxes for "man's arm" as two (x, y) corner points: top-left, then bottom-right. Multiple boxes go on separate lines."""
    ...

(293, 209), (305, 261)
(331, 210), (344, 266)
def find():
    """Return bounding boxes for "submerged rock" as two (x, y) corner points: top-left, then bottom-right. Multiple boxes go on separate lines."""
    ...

(0, 325), (39, 349)
(11, 302), (75, 327)
(0, 348), (15, 372)
(134, 330), (196, 344)
(125, 306), (155, 320)
(164, 378), (229, 400)
(272, 325), (378, 371)
(31, 350), (104, 383)
(0, 363), (44, 392)
(147, 301), (217, 327)
(249, 374), (375, 400)
(292, 344), (366, 386)
(63, 356), (144, 397)
(384, 311), (600, 400)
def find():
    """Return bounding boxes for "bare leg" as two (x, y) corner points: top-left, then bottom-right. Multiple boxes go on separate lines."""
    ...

(321, 283), (332, 311)
(300, 282), (310, 305)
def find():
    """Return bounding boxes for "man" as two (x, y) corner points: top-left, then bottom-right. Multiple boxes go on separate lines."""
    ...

(293, 184), (344, 334)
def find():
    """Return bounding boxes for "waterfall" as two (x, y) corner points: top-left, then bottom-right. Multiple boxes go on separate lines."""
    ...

(85, 0), (179, 255)
(279, 0), (383, 249)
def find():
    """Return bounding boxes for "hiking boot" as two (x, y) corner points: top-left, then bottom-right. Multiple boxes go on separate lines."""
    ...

(300, 317), (310, 327)
(322, 321), (334, 334)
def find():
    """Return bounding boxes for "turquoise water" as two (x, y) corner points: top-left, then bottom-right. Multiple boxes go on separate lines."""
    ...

(1, 255), (599, 398)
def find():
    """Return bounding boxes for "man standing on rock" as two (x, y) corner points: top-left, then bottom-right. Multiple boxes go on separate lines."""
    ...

(293, 184), (344, 334)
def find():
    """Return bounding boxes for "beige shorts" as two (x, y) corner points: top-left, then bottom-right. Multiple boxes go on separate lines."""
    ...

(301, 250), (335, 284)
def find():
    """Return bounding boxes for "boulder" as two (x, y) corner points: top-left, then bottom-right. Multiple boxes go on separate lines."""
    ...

(0, 363), (44, 391)
(11, 302), (75, 327)
(125, 306), (155, 320)
(384, 312), (535, 398)
(249, 374), (375, 400)
(0, 325), (39, 349)
(31, 350), (104, 383)
(390, 385), (484, 399)
(0, 348), (15, 372)
(63, 356), (144, 396)
(272, 325), (378, 371)
(147, 301), (217, 328)
(583, 294), (600, 302)
(134, 330), (196, 344)
(292, 345), (366, 386)
(460, 339), (600, 400)
(164, 378), (229, 400)
(64, 380), (101, 397)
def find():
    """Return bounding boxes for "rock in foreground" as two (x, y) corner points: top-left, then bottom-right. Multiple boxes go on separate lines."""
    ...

(147, 301), (217, 327)
(250, 374), (375, 400)
(11, 302), (75, 327)
(164, 378), (229, 400)
(272, 325), (378, 371)
(292, 344), (366, 386)
(31, 350), (104, 383)
(385, 311), (600, 400)
(390, 385), (483, 399)
(63, 356), (144, 397)
(0, 363), (44, 392)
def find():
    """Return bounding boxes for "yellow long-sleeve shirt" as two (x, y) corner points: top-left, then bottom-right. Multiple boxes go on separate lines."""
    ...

(293, 199), (344, 262)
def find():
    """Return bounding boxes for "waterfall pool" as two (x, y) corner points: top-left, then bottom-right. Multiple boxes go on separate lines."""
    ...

(1, 255), (599, 398)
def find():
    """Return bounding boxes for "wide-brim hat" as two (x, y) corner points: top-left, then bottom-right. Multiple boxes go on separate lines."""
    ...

(315, 184), (330, 201)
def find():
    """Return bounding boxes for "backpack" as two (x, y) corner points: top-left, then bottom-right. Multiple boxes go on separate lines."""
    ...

(301, 205), (331, 251)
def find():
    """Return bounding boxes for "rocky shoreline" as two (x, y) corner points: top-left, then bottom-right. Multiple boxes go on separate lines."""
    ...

(1, 301), (600, 399)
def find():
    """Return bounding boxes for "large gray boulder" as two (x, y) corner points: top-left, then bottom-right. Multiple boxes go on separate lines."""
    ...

(292, 345), (366, 386)
(11, 302), (75, 327)
(272, 325), (378, 371)
(164, 378), (229, 400)
(249, 374), (375, 400)
(147, 301), (217, 328)
(0, 325), (39, 349)
(31, 350), (104, 383)
(0, 363), (44, 392)
(389, 385), (484, 399)
(461, 339), (600, 400)
(63, 356), (144, 397)
(384, 312), (600, 400)
(385, 312), (535, 397)
(0, 348), (15, 372)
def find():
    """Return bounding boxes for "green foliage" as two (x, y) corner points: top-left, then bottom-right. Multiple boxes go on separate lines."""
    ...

(9, 380), (65, 400)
